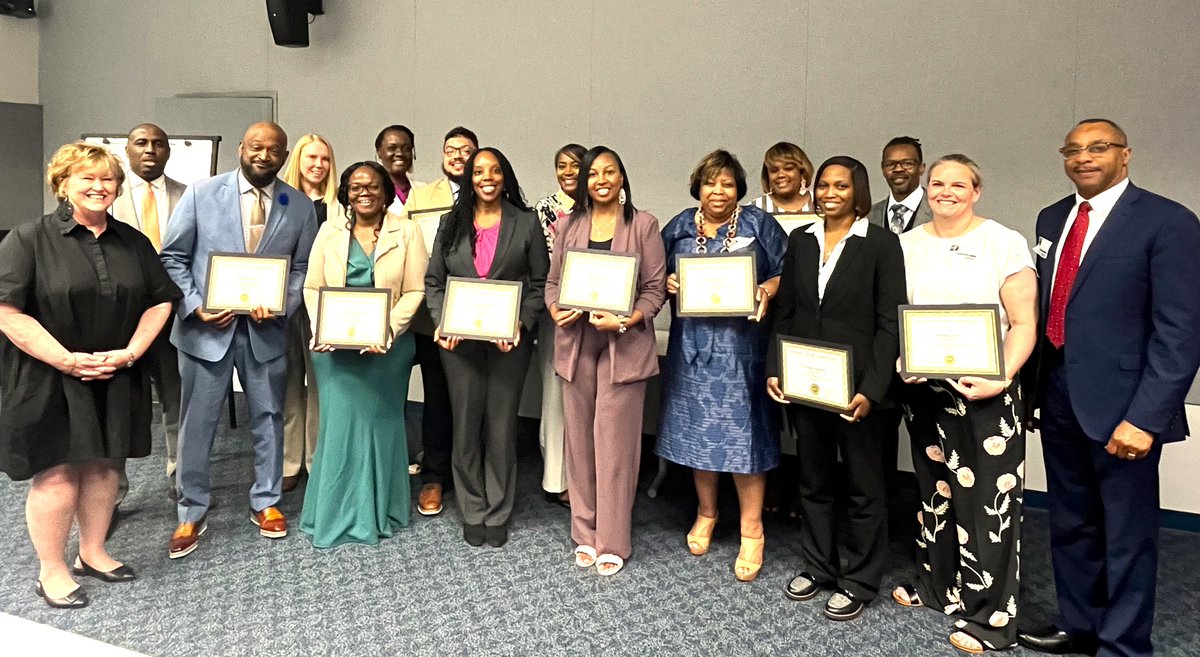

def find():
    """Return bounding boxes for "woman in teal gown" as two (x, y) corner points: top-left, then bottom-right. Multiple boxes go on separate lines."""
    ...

(300, 161), (429, 547)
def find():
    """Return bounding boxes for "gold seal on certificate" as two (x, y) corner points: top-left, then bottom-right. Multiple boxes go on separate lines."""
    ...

(774, 213), (820, 236)
(557, 248), (640, 315)
(675, 252), (758, 317)
(408, 207), (453, 254)
(898, 304), (1005, 381)
(315, 287), (391, 350)
(204, 252), (290, 315)
(777, 336), (854, 411)
(440, 277), (523, 341)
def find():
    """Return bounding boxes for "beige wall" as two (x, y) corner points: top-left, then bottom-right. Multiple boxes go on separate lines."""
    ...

(0, 15), (38, 104)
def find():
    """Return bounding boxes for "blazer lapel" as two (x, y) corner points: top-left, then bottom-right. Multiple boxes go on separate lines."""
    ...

(374, 213), (402, 262)
(486, 204), (518, 279)
(1070, 185), (1139, 296)
(796, 234), (821, 309)
(217, 174), (245, 251)
(256, 180), (289, 251)
(821, 237), (864, 306)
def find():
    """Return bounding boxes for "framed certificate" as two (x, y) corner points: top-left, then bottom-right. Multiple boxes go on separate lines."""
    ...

(898, 304), (1005, 381)
(204, 252), (290, 315)
(409, 206), (453, 254)
(777, 336), (855, 412)
(557, 248), (640, 315)
(774, 212), (821, 236)
(314, 287), (391, 350)
(675, 252), (758, 317)
(440, 277), (523, 341)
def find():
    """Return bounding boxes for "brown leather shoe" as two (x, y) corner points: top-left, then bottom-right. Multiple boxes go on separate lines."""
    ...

(417, 483), (443, 516)
(250, 506), (288, 538)
(169, 515), (207, 560)
(281, 475), (300, 493)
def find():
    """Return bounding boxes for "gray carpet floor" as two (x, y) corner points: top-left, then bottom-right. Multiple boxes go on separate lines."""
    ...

(1, 399), (1198, 657)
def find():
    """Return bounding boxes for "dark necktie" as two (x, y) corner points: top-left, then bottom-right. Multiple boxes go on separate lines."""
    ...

(1045, 201), (1091, 348)
(888, 204), (907, 234)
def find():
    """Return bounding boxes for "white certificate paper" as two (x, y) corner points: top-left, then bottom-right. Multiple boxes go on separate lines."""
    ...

(441, 277), (522, 341)
(558, 249), (639, 314)
(315, 287), (391, 349)
(899, 304), (1005, 380)
(779, 337), (853, 411)
(204, 253), (289, 315)
(675, 252), (758, 317)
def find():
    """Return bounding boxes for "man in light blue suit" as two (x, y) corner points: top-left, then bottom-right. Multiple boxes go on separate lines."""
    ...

(160, 122), (318, 559)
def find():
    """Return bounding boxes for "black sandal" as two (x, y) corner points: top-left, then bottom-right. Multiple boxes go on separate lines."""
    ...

(891, 583), (924, 608)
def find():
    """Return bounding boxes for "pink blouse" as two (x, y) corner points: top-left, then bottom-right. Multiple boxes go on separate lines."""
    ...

(473, 220), (500, 278)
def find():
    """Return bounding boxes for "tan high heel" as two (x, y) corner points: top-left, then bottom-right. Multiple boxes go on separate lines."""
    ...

(734, 534), (765, 582)
(686, 513), (718, 555)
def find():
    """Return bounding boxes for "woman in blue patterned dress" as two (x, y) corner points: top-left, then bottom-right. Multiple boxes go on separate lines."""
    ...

(657, 150), (788, 582)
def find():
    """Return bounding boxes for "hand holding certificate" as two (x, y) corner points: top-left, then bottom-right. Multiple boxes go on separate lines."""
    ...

(557, 248), (640, 314)
(898, 304), (1005, 381)
(439, 277), (523, 342)
(774, 336), (855, 413)
(675, 252), (758, 317)
(204, 252), (290, 315)
(314, 287), (391, 351)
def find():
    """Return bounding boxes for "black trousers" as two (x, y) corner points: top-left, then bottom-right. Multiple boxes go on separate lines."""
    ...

(788, 404), (888, 602)
(412, 331), (454, 486)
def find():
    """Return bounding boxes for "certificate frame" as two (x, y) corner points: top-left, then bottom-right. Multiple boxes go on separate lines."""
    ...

(203, 252), (290, 315)
(773, 212), (821, 236)
(557, 248), (640, 315)
(898, 304), (1005, 381)
(777, 335), (855, 412)
(674, 251), (759, 317)
(314, 286), (391, 350)
(440, 277), (523, 342)
(408, 206), (453, 254)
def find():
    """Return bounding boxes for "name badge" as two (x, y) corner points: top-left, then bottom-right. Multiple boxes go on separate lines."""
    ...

(727, 236), (757, 252)
(1033, 237), (1052, 259)
(948, 244), (977, 260)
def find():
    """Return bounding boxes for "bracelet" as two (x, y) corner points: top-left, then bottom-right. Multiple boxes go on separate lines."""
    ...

(757, 285), (772, 299)
(125, 349), (136, 368)
(618, 317), (628, 334)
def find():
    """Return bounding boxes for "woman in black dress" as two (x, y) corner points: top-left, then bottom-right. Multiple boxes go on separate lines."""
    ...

(0, 142), (179, 608)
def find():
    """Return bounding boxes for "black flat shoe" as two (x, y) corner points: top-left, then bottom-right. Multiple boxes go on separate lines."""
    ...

(1017, 627), (1099, 655)
(73, 559), (137, 583)
(463, 524), (486, 547)
(785, 571), (820, 601)
(485, 524), (509, 548)
(35, 580), (89, 609)
(823, 589), (866, 621)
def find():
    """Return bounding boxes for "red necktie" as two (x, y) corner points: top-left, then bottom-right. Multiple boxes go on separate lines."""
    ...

(1046, 201), (1091, 348)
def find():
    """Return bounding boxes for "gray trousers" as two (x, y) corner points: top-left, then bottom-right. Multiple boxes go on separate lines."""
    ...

(537, 313), (567, 493)
(440, 336), (533, 527)
(116, 322), (181, 504)
(175, 320), (286, 523)
(283, 310), (318, 477)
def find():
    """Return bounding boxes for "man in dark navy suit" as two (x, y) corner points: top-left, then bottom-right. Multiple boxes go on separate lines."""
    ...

(1020, 119), (1200, 657)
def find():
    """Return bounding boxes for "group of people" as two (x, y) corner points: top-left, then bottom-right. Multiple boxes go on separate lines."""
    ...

(0, 116), (1197, 657)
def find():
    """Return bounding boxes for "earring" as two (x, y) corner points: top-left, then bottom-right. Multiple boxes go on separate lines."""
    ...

(618, 188), (627, 206)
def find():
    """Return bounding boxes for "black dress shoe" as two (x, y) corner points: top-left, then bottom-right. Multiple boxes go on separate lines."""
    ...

(73, 559), (138, 583)
(1017, 627), (1099, 655)
(463, 523), (486, 546)
(35, 580), (89, 609)
(485, 524), (509, 547)
(823, 589), (866, 621)
(784, 571), (820, 601)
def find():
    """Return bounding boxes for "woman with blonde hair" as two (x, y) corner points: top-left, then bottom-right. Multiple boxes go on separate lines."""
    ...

(279, 133), (339, 491)
(0, 142), (179, 607)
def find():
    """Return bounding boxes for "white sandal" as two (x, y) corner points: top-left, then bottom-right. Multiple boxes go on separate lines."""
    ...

(596, 554), (624, 576)
(574, 545), (597, 568)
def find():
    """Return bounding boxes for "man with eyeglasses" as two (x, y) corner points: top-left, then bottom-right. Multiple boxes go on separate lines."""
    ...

(1018, 119), (1200, 657)
(867, 136), (932, 234)
(400, 126), (478, 517)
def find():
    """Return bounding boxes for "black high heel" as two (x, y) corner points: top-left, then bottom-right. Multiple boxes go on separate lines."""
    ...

(72, 558), (137, 583)
(35, 580), (89, 609)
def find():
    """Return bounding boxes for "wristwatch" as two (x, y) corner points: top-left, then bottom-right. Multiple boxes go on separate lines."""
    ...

(618, 317), (628, 334)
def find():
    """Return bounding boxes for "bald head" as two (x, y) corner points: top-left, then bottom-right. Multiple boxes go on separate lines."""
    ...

(239, 121), (289, 188)
(126, 123), (171, 181)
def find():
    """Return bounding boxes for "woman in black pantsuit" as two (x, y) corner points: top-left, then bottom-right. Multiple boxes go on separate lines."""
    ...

(767, 156), (907, 621)
(424, 147), (549, 548)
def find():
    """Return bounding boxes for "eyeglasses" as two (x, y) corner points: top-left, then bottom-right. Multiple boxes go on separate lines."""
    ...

(443, 145), (474, 157)
(1058, 142), (1126, 159)
(348, 183), (382, 195)
(883, 159), (919, 171)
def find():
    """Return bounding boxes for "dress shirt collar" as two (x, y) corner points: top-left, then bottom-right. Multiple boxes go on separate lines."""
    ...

(128, 171), (165, 191)
(1074, 176), (1129, 215)
(805, 215), (870, 238)
(888, 186), (925, 214)
(449, 179), (461, 201)
(237, 170), (276, 199)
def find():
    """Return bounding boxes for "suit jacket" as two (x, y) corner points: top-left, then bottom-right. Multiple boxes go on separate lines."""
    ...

(544, 209), (668, 384)
(424, 200), (549, 336)
(304, 211), (428, 338)
(111, 175), (187, 236)
(400, 178), (456, 335)
(1025, 182), (1200, 443)
(867, 190), (932, 233)
(767, 221), (907, 406)
(161, 170), (319, 363)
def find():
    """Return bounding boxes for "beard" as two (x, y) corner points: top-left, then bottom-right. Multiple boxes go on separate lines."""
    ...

(241, 161), (280, 188)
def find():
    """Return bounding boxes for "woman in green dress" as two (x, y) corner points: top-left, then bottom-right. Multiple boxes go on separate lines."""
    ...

(300, 161), (429, 547)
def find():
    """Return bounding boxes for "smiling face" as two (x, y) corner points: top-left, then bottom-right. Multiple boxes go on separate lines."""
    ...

(767, 158), (807, 197)
(299, 140), (332, 190)
(346, 165), (386, 219)
(699, 168), (738, 219)
(556, 152), (581, 195)
(881, 143), (925, 198)
(377, 129), (414, 179)
(586, 152), (623, 208)
(926, 161), (981, 220)
(815, 164), (856, 221)
(472, 150), (504, 205)
(62, 162), (120, 216)
(1062, 122), (1130, 199)
(125, 125), (171, 182)
(239, 123), (288, 188)
(443, 136), (476, 179)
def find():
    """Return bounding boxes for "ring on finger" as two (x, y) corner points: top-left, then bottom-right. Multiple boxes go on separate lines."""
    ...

(1125, 453), (1137, 460)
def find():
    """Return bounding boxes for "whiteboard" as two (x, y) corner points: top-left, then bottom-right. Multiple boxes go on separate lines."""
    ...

(81, 134), (221, 185)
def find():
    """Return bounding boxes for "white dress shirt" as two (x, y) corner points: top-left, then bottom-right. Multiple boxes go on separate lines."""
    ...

(127, 172), (170, 243)
(1050, 177), (1130, 288)
(806, 217), (870, 302)
(449, 179), (461, 202)
(887, 187), (925, 232)
(237, 171), (276, 251)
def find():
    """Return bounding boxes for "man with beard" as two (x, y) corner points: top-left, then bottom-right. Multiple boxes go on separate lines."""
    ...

(401, 126), (477, 517)
(160, 122), (318, 558)
(110, 123), (187, 508)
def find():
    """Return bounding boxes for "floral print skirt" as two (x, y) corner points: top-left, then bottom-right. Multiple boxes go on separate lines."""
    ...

(905, 381), (1025, 650)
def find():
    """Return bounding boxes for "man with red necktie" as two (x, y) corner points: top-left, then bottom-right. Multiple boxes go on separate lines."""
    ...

(1020, 119), (1200, 657)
